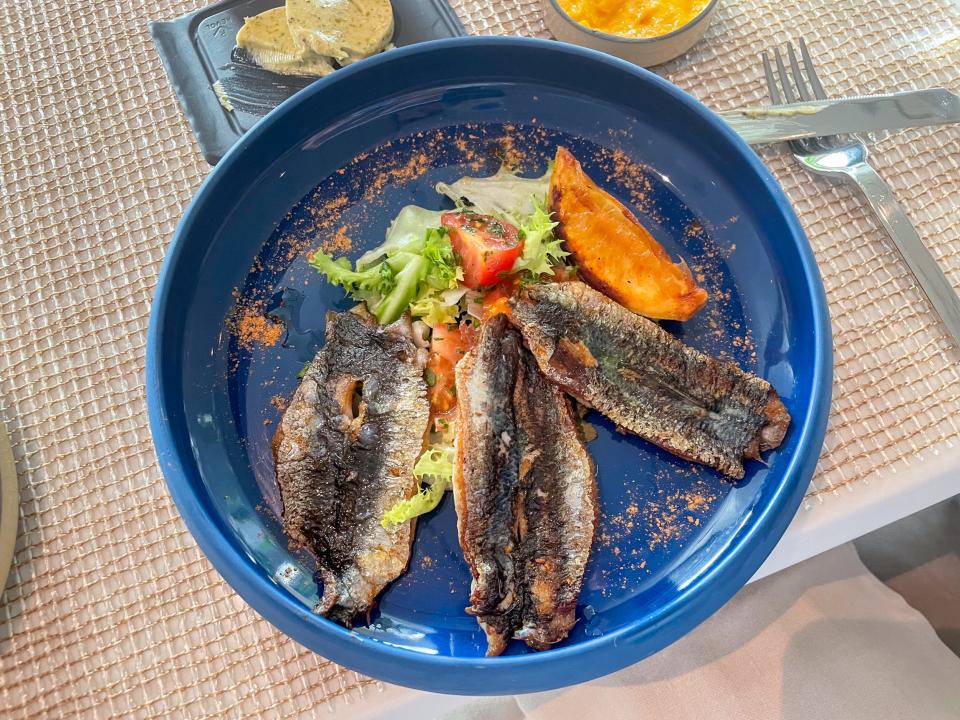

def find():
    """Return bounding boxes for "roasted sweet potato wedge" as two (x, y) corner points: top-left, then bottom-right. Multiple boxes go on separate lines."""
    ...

(548, 147), (708, 321)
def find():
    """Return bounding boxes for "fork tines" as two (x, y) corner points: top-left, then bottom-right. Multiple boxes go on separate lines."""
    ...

(762, 37), (829, 105)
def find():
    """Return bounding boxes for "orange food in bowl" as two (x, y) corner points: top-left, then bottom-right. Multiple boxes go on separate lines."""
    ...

(556, 0), (711, 39)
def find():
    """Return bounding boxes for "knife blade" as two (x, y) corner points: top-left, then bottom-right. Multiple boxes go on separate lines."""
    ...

(719, 88), (960, 145)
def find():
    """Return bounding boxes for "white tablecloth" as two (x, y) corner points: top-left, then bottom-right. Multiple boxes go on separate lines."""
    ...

(352, 544), (960, 719)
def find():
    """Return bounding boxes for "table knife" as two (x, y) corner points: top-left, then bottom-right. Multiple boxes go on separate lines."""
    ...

(720, 88), (960, 145)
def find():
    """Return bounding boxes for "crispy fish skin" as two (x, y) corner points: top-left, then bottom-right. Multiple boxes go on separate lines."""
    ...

(454, 315), (597, 654)
(509, 282), (790, 479)
(273, 311), (429, 626)
(453, 314), (523, 656)
(513, 349), (597, 650)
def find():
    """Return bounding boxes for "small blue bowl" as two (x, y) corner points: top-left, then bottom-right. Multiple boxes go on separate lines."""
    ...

(147, 37), (831, 694)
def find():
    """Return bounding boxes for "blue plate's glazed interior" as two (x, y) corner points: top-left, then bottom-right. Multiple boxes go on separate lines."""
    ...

(153, 38), (829, 693)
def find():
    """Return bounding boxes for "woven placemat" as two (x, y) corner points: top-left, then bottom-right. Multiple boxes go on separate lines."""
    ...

(0, 0), (957, 715)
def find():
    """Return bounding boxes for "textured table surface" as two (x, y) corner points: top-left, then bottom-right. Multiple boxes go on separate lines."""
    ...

(0, 0), (958, 715)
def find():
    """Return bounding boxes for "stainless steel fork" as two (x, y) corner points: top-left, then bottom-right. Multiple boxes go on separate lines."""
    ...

(762, 38), (960, 346)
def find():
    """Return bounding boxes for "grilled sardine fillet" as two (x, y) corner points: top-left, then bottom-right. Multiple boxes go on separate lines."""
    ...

(453, 315), (597, 655)
(513, 348), (597, 650)
(509, 282), (790, 479)
(273, 310), (429, 626)
(453, 315), (523, 656)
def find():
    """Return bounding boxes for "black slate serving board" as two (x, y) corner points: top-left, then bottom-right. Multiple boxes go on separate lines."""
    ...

(150, 0), (466, 164)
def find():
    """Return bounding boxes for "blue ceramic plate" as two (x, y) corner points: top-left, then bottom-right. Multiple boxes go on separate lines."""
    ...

(147, 37), (831, 694)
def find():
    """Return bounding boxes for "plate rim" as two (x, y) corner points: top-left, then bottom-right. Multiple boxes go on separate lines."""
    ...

(146, 35), (833, 694)
(0, 417), (18, 596)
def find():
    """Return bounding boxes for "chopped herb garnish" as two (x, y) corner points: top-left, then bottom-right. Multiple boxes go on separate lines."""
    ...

(424, 368), (437, 386)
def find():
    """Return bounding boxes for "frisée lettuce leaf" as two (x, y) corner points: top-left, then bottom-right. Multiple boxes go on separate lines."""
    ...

(514, 201), (569, 277)
(310, 226), (461, 325)
(380, 443), (455, 527)
(409, 289), (462, 327)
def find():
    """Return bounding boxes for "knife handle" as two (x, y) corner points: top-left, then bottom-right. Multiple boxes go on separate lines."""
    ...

(847, 162), (960, 346)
